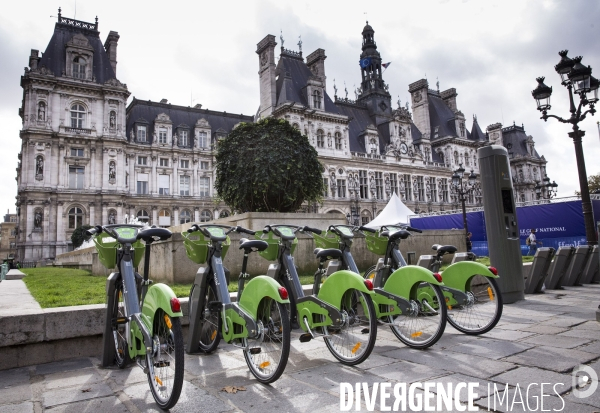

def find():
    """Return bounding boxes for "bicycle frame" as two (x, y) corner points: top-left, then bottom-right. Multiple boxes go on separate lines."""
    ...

(186, 224), (289, 352)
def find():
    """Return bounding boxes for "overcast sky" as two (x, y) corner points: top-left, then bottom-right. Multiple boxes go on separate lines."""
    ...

(0, 0), (599, 217)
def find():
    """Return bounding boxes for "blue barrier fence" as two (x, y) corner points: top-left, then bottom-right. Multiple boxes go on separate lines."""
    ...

(472, 236), (588, 257)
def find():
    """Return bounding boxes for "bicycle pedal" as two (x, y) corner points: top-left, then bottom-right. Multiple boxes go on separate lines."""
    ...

(299, 333), (313, 343)
(249, 347), (262, 355)
(208, 301), (223, 312)
(115, 317), (127, 325)
(361, 328), (370, 334)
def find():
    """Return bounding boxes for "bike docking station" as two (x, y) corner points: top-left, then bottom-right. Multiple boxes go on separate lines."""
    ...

(524, 247), (556, 294)
(545, 246), (575, 289)
(478, 145), (524, 303)
(563, 245), (592, 286)
(580, 245), (599, 284)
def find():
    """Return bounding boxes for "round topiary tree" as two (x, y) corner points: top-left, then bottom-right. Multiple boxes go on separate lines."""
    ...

(215, 118), (324, 212)
(71, 225), (93, 249)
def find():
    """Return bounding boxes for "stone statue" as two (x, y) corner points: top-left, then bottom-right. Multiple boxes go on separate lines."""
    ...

(36, 156), (44, 176)
(110, 111), (116, 128)
(34, 211), (42, 229)
(297, 35), (302, 53)
(38, 104), (45, 121)
(108, 212), (116, 225)
(333, 79), (337, 97)
(109, 161), (116, 180)
(280, 30), (284, 48)
(385, 176), (391, 193)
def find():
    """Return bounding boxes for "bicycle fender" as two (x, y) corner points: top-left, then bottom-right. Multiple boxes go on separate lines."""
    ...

(317, 270), (374, 310)
(441, 261), (498, 292)
(383, 265), (443, 300)
(237, 275), (290, 320)
(142, 283), (183, 327)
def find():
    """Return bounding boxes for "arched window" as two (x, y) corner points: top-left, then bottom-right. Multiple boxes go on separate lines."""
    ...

(200, 210), (212, 222)
(180, 209), (192, 224)
(137, 209), (150, 223)
(313, 90), (321, 109)
(454, 151), (459, 165)
(38, 102), (46, 121)
(317, 130), (324, 148)
(72, 56), (86, 79)
(158, 209), (171, 227)
(335, 132), (342, 150)
(70, 104), (86, 128)
(68, 207), (84, 229)
(220, 210), (230, 218)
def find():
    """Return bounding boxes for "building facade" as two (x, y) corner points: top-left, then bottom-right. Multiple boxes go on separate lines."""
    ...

(0, 212), (18, 261)
(15, 14), (549, 260)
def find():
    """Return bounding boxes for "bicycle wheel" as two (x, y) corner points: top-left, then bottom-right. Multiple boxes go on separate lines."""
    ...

(387, 282), (447, 349)
(192, 282), (221, 353)
(447, 276), (503, 335)
(146, 310), (184, 410)
(112, 281), (130, 368)
(323, 289), (377, 366)
(243, 298), (291, 384)
(363, 265), (377, 281)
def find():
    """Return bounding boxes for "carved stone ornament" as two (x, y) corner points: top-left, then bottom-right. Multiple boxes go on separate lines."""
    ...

(108, 148), (117, 157)
(196, 118), (211, 128)
(108, 161), (116, 184)
(414, 91), (422, 103)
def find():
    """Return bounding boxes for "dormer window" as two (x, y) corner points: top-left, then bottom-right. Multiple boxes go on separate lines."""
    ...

(137, 125), (147, 142)
(459, 122), (465, 137)
(313, 90), (322, 109)
(158, 128), (167, 144)
(180, 130), (188, 146)
(198, 131), (209, 148)
(70, 104), (85, 128)
(335, 132), (342, 150)
(72, 56), (86, 79)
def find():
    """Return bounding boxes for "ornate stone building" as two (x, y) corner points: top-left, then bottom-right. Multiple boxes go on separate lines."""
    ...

(0, 212), (17, 261)
(15, 15), (549, 260)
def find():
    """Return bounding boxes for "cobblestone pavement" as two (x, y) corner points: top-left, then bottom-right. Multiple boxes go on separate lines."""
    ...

(1, 285), (599, 412)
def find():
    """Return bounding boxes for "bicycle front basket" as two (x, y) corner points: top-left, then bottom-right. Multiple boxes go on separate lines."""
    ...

(94, 232), (145, 269)
(182, 231), (231, 264)
(255, 232), (297, 261)
(313, 232), (340, 249)
(365, 232), (388, 255)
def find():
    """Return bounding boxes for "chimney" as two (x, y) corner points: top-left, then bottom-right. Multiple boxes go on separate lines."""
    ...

(104, 31), (120, 76)
(440, 88), (458, 112)
(160, 99), (168, 104)
(29, 49), (40, 70)
(256, 35), (277, 119)
(306, 49), (327, 90)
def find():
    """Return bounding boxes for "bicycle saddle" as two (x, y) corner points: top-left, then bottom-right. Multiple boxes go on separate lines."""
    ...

(239, 238), (269, 252)
(137, 227), (172, 242)
(313, 248), (343, 260)
(380, 229), (410, 241)
(431, 244), (457, 255)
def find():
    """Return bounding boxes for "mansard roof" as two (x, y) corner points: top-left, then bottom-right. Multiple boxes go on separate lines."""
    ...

(38, 18), (116, 84)
(428, 95), (457, 139)
(502, 124), (543, 159)
(335, 102), (372, 153)
(275, 54), (340, 113)
(126, 99), (254, 145)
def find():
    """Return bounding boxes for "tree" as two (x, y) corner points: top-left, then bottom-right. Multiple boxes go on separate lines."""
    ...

(215, 118), (324, 212)
(71, 225), (93, 249)
(574, 173), (600, 196)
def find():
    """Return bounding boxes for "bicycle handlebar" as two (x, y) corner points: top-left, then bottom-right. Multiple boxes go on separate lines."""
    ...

(358, 226), (376, 233)
(405, 226), (422, 233)
(302, 226), (322, 235)
(233, 226), (255, 235)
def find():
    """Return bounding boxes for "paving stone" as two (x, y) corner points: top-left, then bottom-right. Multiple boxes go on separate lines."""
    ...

(559, 328), (600, 340)
(221, 375), (340, 413)
(42, 382), (113, 408)
(0, 384), (32, 405)
(521, 334), (592, 349)
(480, 329), (537, 342)
(0, 401), (34, 413)
(443, 336), (534, 360)
(578, 340), (600, 354)
(364, 360), (448, 384)
(291, 363), (384, 393)
(571, 321), (600, 330)
(538, 317), (589, 328)
(380, 348), (515, 379)
(427, 373), (499, 403)
(183, 349), (249, 376)
(476, 389), (591, 412)
(564, 385), (600, 409)
(491, 367), (571, 394)
(102, 364), (149, 387)
(519, 324), (569, 334)
(0, 367), (29, 389)
(43, 368), (103, 390)
(503, 345), (597, 373)
(123, 380), (231, 413)
(43, 396), (127, 413)
(34, 358), (93, 376)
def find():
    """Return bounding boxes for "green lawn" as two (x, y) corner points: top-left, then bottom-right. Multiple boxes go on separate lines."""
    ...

(22, 258), (533, 308)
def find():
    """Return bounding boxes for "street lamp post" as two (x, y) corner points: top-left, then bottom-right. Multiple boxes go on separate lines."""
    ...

(534, 174), (558, 200)
(451, 164), (479, 240)
(531, 50), (599, 245)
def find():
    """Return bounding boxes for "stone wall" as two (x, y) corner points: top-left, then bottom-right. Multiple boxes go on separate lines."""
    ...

(55, 212), (467, 284)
